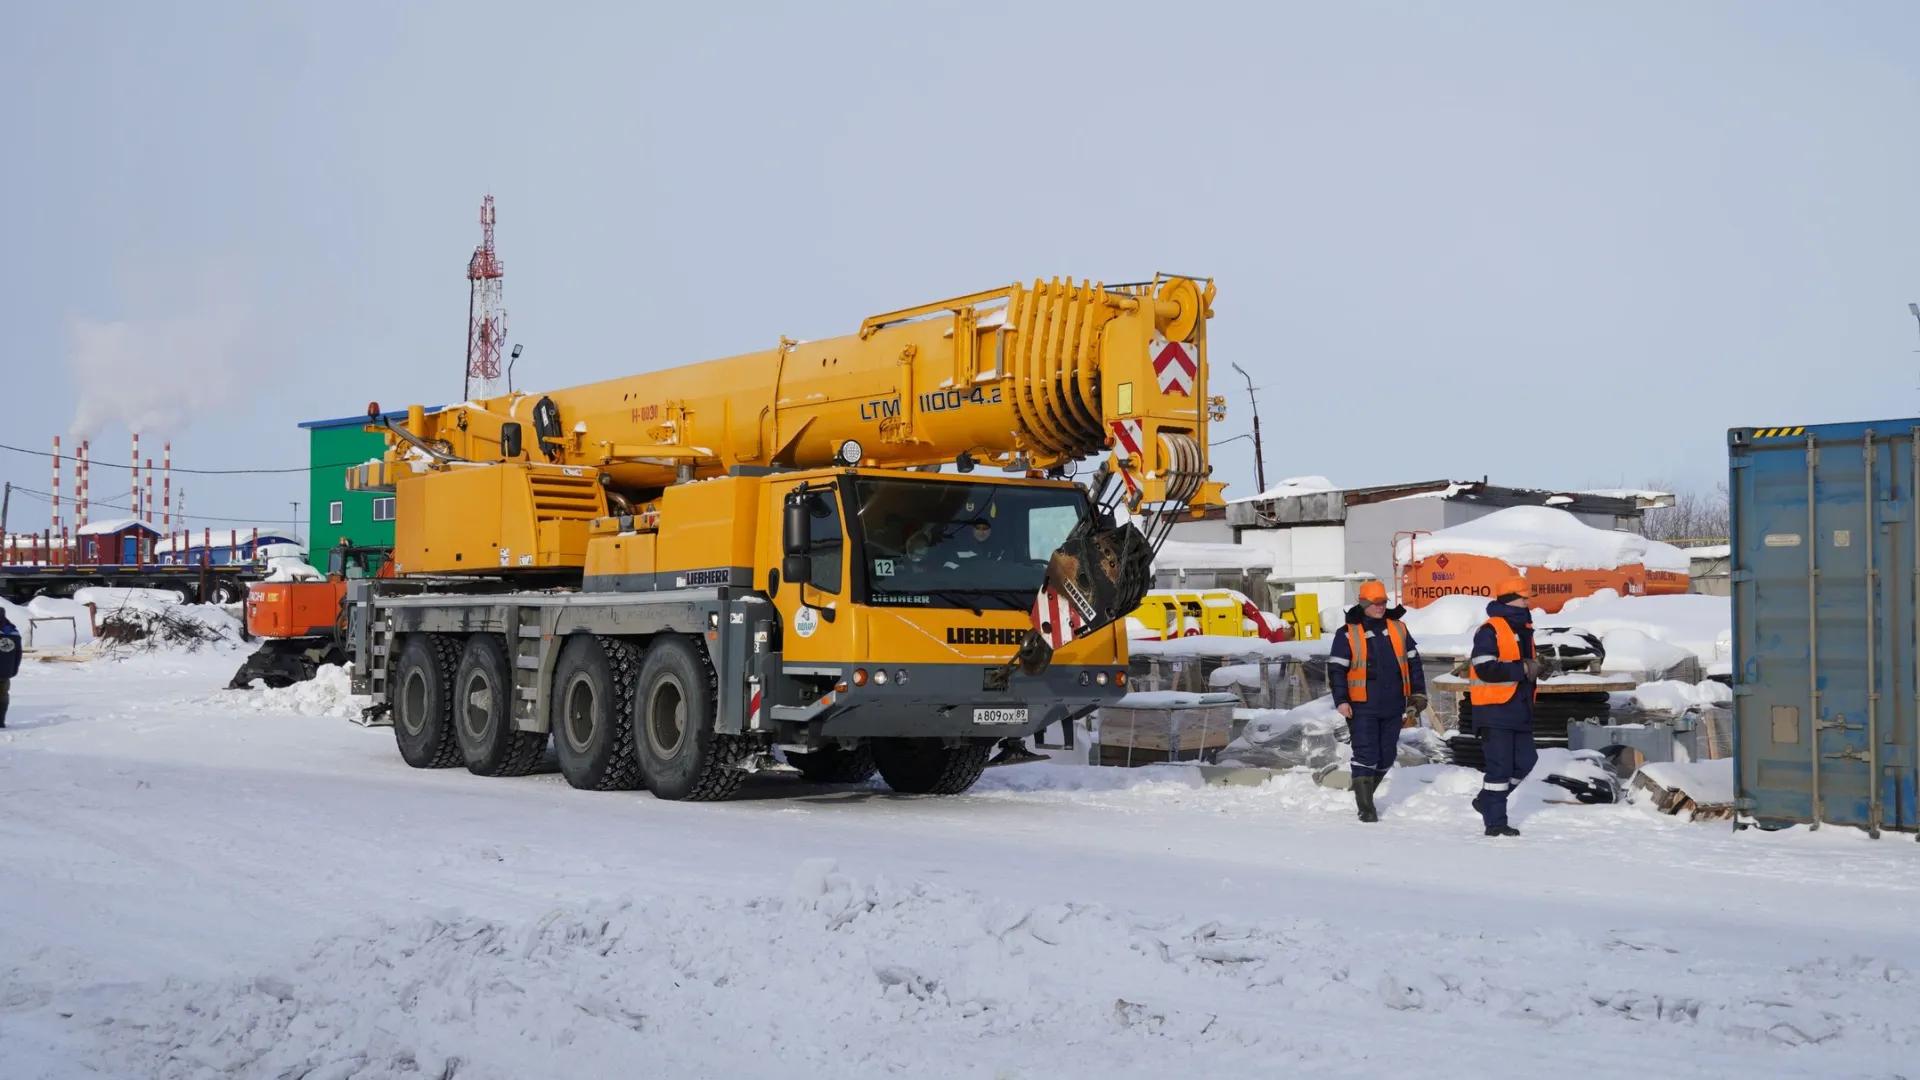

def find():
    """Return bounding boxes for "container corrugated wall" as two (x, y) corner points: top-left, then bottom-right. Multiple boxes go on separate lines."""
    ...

(1731, 420), (1920, 835)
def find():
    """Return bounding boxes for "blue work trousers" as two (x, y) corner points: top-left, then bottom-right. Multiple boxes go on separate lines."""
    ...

(1347, 712), (1402, 781)
(1473, 728), (1538, 828)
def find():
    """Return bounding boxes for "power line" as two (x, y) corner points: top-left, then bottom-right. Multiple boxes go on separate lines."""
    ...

(0, 442), (364, 475)
(7, 486), (302, 526)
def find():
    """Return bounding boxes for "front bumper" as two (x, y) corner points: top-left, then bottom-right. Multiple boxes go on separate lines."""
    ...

(801, 662), (1126, 739)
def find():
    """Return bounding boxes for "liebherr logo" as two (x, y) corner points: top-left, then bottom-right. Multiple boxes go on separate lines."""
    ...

(946, 627), (1024, 646)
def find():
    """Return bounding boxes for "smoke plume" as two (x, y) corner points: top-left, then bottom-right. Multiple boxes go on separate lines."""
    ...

(67, 268), (256, 438)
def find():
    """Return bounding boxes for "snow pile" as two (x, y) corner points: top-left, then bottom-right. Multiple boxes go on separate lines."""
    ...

(1400, 595), (1495, 639)
(1109, 690), (1239, 709)
(79, 588), (244, 643)
(1226, 474), (1336, 504)
(1151, 540), (1276, 572)
(1397, 594), (1493, 657)
(1644, 538), (1694, 573)
(1630, 679), (1733, 713)
(225, 664), (365, 718)
(1638, 759), (1736, 807)
(1593, 628), (1696, 680)
(1541, 593), (1730, 666)
(8, 596), (99, 646)
(1130, 635), (1327, 661)
(1217, 697), (1347, 771)
(41, 858), (1915, 1079)
(1395, 505), (1688, 572)
(263, 558), (324, 582)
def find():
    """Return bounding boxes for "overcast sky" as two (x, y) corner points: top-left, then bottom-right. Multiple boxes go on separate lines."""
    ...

(3, 1), (1917, 537)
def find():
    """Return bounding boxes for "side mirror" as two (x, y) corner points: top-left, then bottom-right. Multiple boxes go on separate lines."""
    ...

(782, 553), (811, 586)
(499, 422), (523, 459)
(783, 494), (811, 557)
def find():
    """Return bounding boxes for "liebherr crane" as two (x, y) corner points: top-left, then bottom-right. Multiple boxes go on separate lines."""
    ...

(344, 275), (1223, 799)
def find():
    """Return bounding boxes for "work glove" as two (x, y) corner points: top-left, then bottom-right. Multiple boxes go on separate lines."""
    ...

(1521, 659), (1540, 679)
(1408, 693), (1429, 715)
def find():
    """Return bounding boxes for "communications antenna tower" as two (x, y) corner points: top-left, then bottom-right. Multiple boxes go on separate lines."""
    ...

(464, 195), (507, 401)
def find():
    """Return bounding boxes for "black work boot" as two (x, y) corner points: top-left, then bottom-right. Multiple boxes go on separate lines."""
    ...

(1483, 825), (1520, 837)
(1354, 776), (1379, 823)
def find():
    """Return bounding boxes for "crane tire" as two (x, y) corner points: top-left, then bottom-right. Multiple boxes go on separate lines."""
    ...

(788, 745), (877, 785)
(633, 636), (746, 802)
(551, 635), (642, 791)
(454, 634), (546, 777)
(393, 633), (463, 769)
(871, 739), (991, 795)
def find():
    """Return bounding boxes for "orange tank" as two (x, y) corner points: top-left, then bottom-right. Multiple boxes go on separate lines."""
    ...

(1398, 551), (1684, 614)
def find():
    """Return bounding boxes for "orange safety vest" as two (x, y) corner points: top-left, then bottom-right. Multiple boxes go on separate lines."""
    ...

(1468, 617), (1535, 706)
(1344, 620), (1411, 703)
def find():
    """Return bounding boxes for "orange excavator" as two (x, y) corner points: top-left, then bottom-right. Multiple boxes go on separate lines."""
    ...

(228, 544), (390, 688)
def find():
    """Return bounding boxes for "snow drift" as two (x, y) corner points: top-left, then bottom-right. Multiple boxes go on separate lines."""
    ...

(1393, 505), (1690, 573)
(35, 862), (1911, 1080)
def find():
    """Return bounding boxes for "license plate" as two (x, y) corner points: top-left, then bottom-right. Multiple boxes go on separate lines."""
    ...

(972, 707), (1028, 726)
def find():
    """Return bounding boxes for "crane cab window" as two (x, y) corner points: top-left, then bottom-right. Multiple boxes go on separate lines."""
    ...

(804, 490), (844, 594)
(853, 477), (1089, 608)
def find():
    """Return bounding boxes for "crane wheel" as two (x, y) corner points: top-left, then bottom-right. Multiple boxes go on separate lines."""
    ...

(454, 634), (547, 777)
(788, 744), (877, 785)
(871, 738), (991, 795)
(633, 636), (746, 802)
(392, 634), (463, 769)
(551, 635), (642, 791)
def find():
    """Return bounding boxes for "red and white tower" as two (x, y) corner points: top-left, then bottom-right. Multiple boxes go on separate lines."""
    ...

(50, 435), (61, 535)
(76, 440), (89, 529)
(464, 194), (507, 401)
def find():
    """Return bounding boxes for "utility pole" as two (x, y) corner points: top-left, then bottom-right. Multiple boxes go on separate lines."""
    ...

(1, 481), (11, 561)
(291, 501), (300, 536)
(1229, 362), (1269, 495)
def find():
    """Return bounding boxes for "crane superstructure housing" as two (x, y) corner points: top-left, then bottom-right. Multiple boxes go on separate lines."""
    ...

(343, 275), (1223, 800)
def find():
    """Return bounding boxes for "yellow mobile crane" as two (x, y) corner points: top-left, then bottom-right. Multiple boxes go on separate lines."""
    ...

(343, 275), (1222, 800)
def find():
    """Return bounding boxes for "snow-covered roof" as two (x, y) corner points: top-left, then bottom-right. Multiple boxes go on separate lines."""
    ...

(153, 529), (301, 555)
(1575, 488), (1677, 509)
(1225, 476), (1336, 505)
(1641, 538), (1694, 573)
(76, 518), (157, 536)
(1396, 505), (1688, 572)
(1683, 544), (1732, 560)
(1152, 540), (1277, 573)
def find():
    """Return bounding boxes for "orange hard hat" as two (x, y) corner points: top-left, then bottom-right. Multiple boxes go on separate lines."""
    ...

(1496, 575), (1531, 600)
(1358, 581), (1389, 604)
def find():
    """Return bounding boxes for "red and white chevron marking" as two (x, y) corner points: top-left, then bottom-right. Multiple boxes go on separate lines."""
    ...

(1107, 419), (1144, 497)
(1151, 337), (1196, 396)
(1030, 588), (1080, 650)
(747, 687), (762, 727)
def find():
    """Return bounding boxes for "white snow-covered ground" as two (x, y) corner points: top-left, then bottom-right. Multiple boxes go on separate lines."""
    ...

(4, 650), (1920, 1078)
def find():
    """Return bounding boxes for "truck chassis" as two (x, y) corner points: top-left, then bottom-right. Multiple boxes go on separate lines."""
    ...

(346, 580), (1114, 801)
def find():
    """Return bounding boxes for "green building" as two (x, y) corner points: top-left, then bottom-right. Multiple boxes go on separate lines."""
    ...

(300, 409), (426, 565)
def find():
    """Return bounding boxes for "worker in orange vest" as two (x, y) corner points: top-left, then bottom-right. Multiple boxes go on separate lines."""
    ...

(1330, 580), (1427, 822)
(1468, 576), (1540, 837)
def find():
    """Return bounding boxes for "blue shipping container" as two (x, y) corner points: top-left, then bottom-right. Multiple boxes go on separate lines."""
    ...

(1731, 419), (1920, 835)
